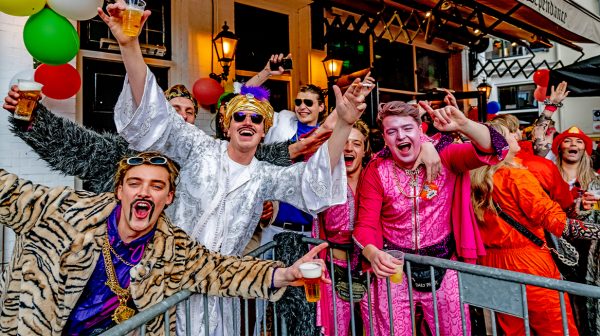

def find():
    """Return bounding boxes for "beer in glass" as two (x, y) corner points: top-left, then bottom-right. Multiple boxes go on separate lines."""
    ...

(299, 262), (321, 302)
(14, 80), (43, 122)
(123, 0), (146, 37)
(386, 250), (405, 284)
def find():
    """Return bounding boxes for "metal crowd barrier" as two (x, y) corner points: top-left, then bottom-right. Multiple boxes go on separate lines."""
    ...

(101, 236), (600, 336)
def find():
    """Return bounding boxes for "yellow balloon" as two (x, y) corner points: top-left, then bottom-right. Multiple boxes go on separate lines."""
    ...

(0, 0), (46, 16)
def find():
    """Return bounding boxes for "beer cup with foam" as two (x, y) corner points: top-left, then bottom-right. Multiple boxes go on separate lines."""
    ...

(123, 0), (146, 37)
(386, 250), (405, 284)
(14, 80), (43, 122)
(299, 262), (322, 302)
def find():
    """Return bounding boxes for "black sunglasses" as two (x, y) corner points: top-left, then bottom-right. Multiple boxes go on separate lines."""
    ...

(232, 111), (264, 124)
(125, 156), (168, 166)
(294, 98), (315, 107)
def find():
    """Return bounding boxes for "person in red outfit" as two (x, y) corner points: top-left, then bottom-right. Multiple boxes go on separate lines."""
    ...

(471, 121), (600, 336)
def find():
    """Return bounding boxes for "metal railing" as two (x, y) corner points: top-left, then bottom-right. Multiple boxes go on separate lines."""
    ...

(101, 235), (600, 336)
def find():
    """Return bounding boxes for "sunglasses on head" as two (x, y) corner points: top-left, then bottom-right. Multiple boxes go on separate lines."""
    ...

(294, 99), (315, 107)
(125, 156), (168, 166)
(232, 111), (264, 124)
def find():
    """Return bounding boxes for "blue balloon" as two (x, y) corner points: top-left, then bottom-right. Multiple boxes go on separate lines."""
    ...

(487, 101), (501, 114)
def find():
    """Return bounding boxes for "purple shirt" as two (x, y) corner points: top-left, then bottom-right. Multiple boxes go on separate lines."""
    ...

(63, 205), (155, 335)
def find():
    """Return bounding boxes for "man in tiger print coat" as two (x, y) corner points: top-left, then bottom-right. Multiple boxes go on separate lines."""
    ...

(0, 151), (328, 335)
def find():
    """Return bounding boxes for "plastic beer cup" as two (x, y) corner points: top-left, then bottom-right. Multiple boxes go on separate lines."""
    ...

(386, 250), (405, 284)
(123, 0), (146, 37)
(14, 80), (43, 122)
(589, 189), (600, 210)
(299, 262), (321, 302)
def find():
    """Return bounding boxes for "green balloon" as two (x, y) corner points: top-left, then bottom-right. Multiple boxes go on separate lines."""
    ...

(0, 0), (45, 16)
(23, 8), (80, 65)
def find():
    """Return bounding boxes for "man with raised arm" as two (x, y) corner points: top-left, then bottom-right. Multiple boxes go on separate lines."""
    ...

(98, 2), (366, 335)
(0, 151), (329, 335)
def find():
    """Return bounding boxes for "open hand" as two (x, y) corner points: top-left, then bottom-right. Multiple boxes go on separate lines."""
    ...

(335, 82), (366, 126)
(419, 102), (468, 133)
(97, 0), (151, 45)
(549, 81), (569, 105)
(290, 128), (333, 159)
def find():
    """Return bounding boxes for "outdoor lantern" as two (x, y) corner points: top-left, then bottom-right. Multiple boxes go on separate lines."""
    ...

(211, 21), (239, 82)
(477, 78), (492, 100)
(322, 55), (343, 81)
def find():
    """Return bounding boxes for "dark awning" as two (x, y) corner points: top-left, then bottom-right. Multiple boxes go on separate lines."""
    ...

(323, 0), (600, 51)
(387, 0), (600, 50)
(549, 55), (600, 97)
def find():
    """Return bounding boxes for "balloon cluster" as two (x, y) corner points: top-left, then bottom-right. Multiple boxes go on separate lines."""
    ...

(532, 69), (550, 102)
(1, 0), (102, 99)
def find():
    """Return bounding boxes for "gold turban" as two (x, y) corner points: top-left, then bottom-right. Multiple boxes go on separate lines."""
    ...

(223, 93), (274, 133)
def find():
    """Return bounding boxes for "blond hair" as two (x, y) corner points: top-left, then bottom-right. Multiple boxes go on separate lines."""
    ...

(556, 152), (595, 189)
(470, 121), (522, 221)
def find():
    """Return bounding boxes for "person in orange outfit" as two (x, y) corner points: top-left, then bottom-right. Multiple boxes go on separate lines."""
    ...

(471, 121), (600, 336)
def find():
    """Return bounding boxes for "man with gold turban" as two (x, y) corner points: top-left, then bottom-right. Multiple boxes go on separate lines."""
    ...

(105, 3), (367, 333)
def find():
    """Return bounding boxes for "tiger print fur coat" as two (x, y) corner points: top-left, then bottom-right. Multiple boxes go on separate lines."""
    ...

(0, 169), (285, 335)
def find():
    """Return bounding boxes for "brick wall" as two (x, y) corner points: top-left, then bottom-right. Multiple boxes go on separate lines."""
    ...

(0, 13), (76, 265)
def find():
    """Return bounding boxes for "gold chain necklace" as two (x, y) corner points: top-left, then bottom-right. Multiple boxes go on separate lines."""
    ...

(393, 164), (421, 199)
(106, 233), (135, 267)
(102, 232), (136, 324)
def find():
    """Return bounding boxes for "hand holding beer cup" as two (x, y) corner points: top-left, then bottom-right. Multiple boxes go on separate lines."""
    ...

(271, 242), (330, 291)
(364, 246), (404, 279)
(97, 0), (151, 43)
(385, 250), (405, 284)
(299, 262), (322, 302)
(13, 80), (43, 122)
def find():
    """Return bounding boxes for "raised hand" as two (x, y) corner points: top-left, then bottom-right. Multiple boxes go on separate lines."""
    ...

(289, 128), (333, 159)
(441, 89), (459, 109)
(549, 81), (569, 104)
(419, 102), (468, 133)
(266, 53), (290, 76)
(97, 0), (151, 46)
(336, 83), (367, 126)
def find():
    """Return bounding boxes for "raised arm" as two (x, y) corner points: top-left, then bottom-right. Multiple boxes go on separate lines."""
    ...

(97, 1), (150, 106)
(8, 104), (130, 193)
(327, 84), (366, 169)
(246, 53), (289, 87)
(0, 169), (70, 235)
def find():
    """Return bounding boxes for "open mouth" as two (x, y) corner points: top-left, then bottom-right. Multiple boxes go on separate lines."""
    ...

(567, 149), (579, 155)
(131, 199), (155, 220)
(238, 127), (256, 138)
(397, 142), (412, 154)
(344, 154), (355, 166)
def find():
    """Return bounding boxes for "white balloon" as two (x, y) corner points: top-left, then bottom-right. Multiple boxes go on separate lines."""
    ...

(47, 0), (104, 21)
(8, 68), (35, 91)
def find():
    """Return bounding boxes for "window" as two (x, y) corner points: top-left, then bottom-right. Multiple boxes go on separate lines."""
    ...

(234, 3), (289, 72)
(372, 39), (415, 92)
(327, 29), (370, 76)
(498, 84), (538, 111)
(488, 39), (527, 59)
(416, 48), (449, 91)
(80, 0), (171, 60)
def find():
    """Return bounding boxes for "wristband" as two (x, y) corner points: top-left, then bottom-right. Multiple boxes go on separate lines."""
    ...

(543, 98), (563, 108)
(270, 267), (279, 289)
(544, 105), (558, 113)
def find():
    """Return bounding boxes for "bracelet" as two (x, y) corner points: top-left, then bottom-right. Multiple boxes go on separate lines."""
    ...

(270, 267), (279, 289)
(543, 98), (563, 108)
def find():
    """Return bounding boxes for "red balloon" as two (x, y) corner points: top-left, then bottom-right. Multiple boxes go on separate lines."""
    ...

(193, 78), (224, 106)
(34, 63), (81, 100)
(533, 69), (550, 87)
(534, 85), (547, 102)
